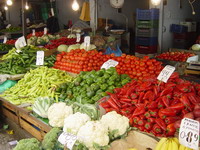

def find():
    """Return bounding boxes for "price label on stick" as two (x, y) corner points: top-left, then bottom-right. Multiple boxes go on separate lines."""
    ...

(44, 27), (47, 35)
(32, 29), (35, 36)
(3, 37), (7, 44)
(76, 34), (81, 42)
(101, 59), (119, 70)
(58, 132), (77, 150)
(84, 36), (90, 50)
(179, 118), (199, 150)
(36, 51), (44, 66)
(157, 65), (175, 83)
(6, 24), (11, 29)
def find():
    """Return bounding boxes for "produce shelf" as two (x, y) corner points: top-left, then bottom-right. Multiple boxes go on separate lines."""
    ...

(0, 97), (52, 141)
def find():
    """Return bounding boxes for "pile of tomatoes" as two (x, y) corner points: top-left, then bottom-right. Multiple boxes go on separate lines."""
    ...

(53, 49), (163, 81)
(6, 39), (16, 45)
(45, 37), (79, 50)
(27, 31), (45, 39)
(156, 51), (195, 62)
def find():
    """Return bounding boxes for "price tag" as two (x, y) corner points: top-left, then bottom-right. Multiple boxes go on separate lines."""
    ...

(58, 132), (77, 150)
(36, 51), (44, 66)
(179, 118), (199, 150)
(6, 24), (11, 29)
(44, 27), (47, 35)
(76, 34), (81, 42)
(186, 55), (199, 63)
(15, 36), (27, 49)
(32, 29), (35, 36)
(84, 36), (90, 50)
(101, 59), (119, 70)
(157, 65), (175, 83)
(3, 37), (7, 44)
(51, 8), (55, 16)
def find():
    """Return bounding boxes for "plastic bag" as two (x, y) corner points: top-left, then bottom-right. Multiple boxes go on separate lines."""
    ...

(0, 80), (17, 93)
(104, 45), (122, 57)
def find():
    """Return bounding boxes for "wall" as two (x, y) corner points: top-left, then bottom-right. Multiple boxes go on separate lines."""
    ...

(161, 0), (200, 51)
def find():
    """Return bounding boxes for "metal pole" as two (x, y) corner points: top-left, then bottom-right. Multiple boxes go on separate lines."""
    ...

(21, 0), (27, 38)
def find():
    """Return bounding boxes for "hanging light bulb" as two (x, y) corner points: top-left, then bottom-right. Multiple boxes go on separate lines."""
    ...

(25, 2), (29, 10)
(151, 0), (161, 6)
(72, 0), (79, 11)
(6, 0), (13, 6)
(4, 5), (8, 11)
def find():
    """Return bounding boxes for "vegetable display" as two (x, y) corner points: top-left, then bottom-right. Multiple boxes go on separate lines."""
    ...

(0, 26), (21, 32)
(0, 44), (14, 52)
(0, 46), (56, 74)
(156, 51), (195, 62)
(1, 67), (73, 105)
(27, 31), (45, 39)
(54, 49), (163, 80)
(99, 72), (200, 137)
(56, 67), (131, 104)
(13, 138), (40, 150)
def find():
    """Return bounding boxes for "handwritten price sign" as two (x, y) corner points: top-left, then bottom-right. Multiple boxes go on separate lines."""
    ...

(157, 65), (175, 83)
(58, 132), (77, 150)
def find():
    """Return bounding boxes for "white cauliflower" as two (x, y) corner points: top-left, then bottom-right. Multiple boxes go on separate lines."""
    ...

(100, 111), (129, 139)
(77, 121), (109, 150)
(47, 102), (73, 127)
(63, 112), (91, 134)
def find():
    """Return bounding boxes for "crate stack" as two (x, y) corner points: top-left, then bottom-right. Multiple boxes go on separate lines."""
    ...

(135, 8), (159, 54)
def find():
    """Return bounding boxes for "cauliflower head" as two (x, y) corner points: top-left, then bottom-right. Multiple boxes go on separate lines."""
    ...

(63, 112), (91, 134)
(48, 102), (73, 127)
(77, 121), (109, 149)
(100, 111), (129, 138)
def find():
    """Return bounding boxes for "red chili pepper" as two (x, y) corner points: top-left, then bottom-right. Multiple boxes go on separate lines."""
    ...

(104, 107), (116, 113)
(120, 98), (132, 103)
(125, 86), (136, 97)
(169, 103), (185, 110)
(130, 93), (138, 100)
(110, 93), (121, 108)
(144, 112), (151, 118)
(143, 90), (155, 101)
(131, 99), (138, 105)
(166, 123), (176, 136)
(147, 117), (155, 123)
(132, 116), (140, 125)
(170, 98), (180, 106)
(158, 100), (164, 109)
(144, 122), (152, 131)
(114, 88), (121, 94)
(176, 84), (191, 93)
(162, 96), (170, 107)
(155, 118), (167, 131)
(181, 109), (189, 115)
(180, 95), (192, 111)
(158, 109), (166, 119)
(160, 108), (177, 117)
(165, 82), (176, 88)
(147, 101), (158, 109)
(187, 93), (200, 105)
(153, 86), (160, 98)
(138, 92), (145, 103)
(165, 116), (181, 125)
(121, 103), (132, 108)
(138, 126), (145, 131)
(160, 87), (173, 97)
(152, 124), (162, 134)
(107, 98), (119, 110)
(138, 119), (146, 126)
(99, 102), (110, 108)
(149, 109), (158, 117)
(132, 105), (145, 117)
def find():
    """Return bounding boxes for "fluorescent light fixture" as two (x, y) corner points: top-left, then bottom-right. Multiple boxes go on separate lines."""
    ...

(151, 0), (161, 6)
(25, 2), (29, 10)
(72, 0), (79, 11)
(6, 0), (13, 6)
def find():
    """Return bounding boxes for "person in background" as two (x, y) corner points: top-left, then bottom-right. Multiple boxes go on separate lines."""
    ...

(46, 11), (59, 34)
(0, 11), (5, 30)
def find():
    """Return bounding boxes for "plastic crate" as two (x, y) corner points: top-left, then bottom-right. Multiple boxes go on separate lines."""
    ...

(136, 8), (159, 20)
(135, 37), (158, 46)
(173, 39), (187, 49)
(135, 45), (157, 54)
(136, 20), (159, 28)
(136, 28), (158, 37)
(170, 24), (188, 33)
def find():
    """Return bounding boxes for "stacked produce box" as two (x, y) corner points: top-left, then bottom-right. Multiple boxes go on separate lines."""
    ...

(135, 8), (159, 54)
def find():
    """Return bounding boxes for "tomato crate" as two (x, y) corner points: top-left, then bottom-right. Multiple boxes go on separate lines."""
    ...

(170, 24), (188, 33)
(136, 20), (159, 28)
(136, 8), (159, 20)
(136, 28), (158, 37)
(135, 45), (157, 54)
(135, 37), (158, 46)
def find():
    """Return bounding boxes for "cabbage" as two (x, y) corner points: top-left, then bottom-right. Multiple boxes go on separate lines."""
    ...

(57, 44), (68, 52)
(80, 43), (96, 51)
(67, 44), (80, 52)
(191, 44), (200, 51)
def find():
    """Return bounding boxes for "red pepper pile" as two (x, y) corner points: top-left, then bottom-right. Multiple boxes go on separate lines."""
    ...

(6, 39), (16, 45)
(44, 37), (80, 50)
(156, 51), (195, 62)
(99, 72), (200, 137)
(27, 31), (45, 39)
(53, 49), (163, 81)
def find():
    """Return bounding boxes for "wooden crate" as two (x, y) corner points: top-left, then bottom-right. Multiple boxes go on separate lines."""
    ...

(0, 97), (52, 141)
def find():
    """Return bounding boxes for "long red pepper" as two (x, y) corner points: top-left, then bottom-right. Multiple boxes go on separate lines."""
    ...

(155, 118), (167, 131)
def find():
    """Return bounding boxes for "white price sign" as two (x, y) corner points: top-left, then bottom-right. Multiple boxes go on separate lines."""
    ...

(32, 29), (36, 36)
(101, 59), (119, 70)
(15, 36), (27, 49)
(157, 65), (175, 83)
(44, 27), (47, 35)
(58, 132), (77, 150)
(3, 37), (7, 44)
(51, 8), (55, 16)
(6, 24), (11, 29)
(84, 36), (90, 49)
(179, 118), (199, 150)
(76, 34), (81, 42)
(36, 51), (44, 66)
